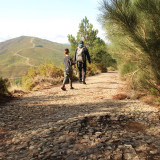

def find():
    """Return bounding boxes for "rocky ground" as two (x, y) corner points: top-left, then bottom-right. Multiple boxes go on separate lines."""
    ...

(0, 72), (160, 160)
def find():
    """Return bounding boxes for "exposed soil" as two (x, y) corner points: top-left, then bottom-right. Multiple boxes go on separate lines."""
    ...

(0, 72), (160, 160)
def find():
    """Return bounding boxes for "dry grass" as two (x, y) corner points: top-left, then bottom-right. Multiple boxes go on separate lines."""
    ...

(140, 95), (160, 107)
(8, 85), (26, 97)
(112, 93), (128, 100)
(9, 85), (24, 93)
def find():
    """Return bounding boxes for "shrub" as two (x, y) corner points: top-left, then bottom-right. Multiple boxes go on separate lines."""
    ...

(99, 0), (160, 93)
(119, 62), (138, 79)
(22, 62), (103, 91)
(27, 67), (37, 78)
(22, 63), (64, 90)
(87, 63), (101, 76)
(22, 75), (36, 91)
(150, 88), (159, 96)
(107, 66), (116, 71)
(0, 77), (10, 96)
(96, 63), (108, 73)
(35, 45), (43, 47)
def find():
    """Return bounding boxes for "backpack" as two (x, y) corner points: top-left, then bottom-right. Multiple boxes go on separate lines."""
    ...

(76, 47), (84, 62)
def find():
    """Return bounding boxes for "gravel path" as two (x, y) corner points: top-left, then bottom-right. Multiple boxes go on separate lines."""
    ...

(0, 72), (160, 160)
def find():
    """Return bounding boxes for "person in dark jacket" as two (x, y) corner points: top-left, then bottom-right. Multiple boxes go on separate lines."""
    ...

(74, 41), (91, 84)
(61, 48), (75, 91)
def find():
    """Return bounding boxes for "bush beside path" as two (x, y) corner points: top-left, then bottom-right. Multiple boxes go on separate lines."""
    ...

(0, 72), (160, 160)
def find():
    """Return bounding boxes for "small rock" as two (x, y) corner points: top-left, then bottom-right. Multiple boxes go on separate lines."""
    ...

(61, 143), (69, 148)
(0, 152), (5, 158)
(124, 153), (133, 160)
(135, 144), (148, 152)
(58, 135), (67, 143)
(88, 154), (97, 159)
(106, 146), (112, 150)
(66, 136), (75, 144)
(113, 153), (122, 160)
(83, 135), (90, 139)
(95, 132), (102, 137)
(67, 149), (72, 154)
(150, 149), (158, 154)
(29, 146), (35, 150)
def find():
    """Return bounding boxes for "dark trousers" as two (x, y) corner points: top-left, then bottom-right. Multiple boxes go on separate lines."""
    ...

(77, 62), (86, 82)
(63, 71), (73, 86)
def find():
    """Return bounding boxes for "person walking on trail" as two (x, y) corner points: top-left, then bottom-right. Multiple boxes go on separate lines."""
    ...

(61, 48), (75, 91)
(74, 41), (91, 84)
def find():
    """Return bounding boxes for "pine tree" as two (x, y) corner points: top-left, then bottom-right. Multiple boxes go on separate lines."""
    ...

(68, 17), (114, 71)
(99, 0), (160, 91)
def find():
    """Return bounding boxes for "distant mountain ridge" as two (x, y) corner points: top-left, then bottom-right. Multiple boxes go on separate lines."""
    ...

(0, 36), (70, 79)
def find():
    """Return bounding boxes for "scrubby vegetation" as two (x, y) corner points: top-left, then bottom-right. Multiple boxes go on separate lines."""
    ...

(99, 0), (160, 95)
(21, 62), (101, 91)
(87, 63), (101, 76)
(22, 62), (64, 90)
(0, 77), (10, 96)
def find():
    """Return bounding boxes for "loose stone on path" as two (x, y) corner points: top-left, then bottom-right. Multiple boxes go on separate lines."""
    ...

(0, 72), (160, 160)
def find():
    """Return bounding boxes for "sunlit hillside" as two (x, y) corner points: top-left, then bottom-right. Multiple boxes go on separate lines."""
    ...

(0, 36), (69, 79)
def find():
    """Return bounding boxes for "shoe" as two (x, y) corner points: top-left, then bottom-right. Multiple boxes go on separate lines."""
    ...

(61, 86), (66, 91)
(70, 87), (74, 89)
(79, 80), (82, 83)
(82, 81), (86, 84)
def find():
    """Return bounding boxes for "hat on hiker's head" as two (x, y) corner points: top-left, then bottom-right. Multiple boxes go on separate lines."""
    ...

(78, 41), (84, 47)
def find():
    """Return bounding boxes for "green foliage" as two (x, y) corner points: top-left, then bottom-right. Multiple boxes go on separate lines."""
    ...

(87, 63), (101, 76)
(119, 61), (138, 78)
(77, 17), (98, 47)
(68, 17), (116, 71)
(22, 67), (37, 90)
(27, 67), (37, 78)
(155, 97), (160, 103)
(22, 62), (64, 90)
(107, 66), (116, 71)
(67, 35), (78, 58)
(22, 75), (35, 91)
(35, 45), (43, 47)
(11, 78), (22, 85)
(99, 0), (160, 91)
(105, 53), (117, 69)
(37, 62), (63, 77)
(150, 88), (159, 96)
(0, 77), (10, 96)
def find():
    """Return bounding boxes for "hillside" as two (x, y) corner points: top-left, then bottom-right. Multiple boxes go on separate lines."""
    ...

(0, 36), (69, 79)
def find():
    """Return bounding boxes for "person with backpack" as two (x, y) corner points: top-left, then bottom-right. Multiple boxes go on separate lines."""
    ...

(74, 41), (91, 84)
(61, 48), (75, 91)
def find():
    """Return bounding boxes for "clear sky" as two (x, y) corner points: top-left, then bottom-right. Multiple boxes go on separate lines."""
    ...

(0, 0), (106, 43)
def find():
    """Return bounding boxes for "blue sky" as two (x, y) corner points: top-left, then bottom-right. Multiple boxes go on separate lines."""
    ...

(0, 0), (107, 43)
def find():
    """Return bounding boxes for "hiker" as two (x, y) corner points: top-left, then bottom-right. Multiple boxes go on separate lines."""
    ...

(74, 41), (91, 84)
(61, 48), (75, 91)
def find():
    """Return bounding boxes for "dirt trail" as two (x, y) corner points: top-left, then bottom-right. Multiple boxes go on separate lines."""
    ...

(13, 38), (35, 67)
(30, 37), (35, 48)
(14, 50), (33, 67)
(0, 72), (160, 160)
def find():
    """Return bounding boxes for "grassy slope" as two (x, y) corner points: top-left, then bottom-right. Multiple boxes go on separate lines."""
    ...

(0, 36), (32, 55)
(0, 36), (69, 78)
